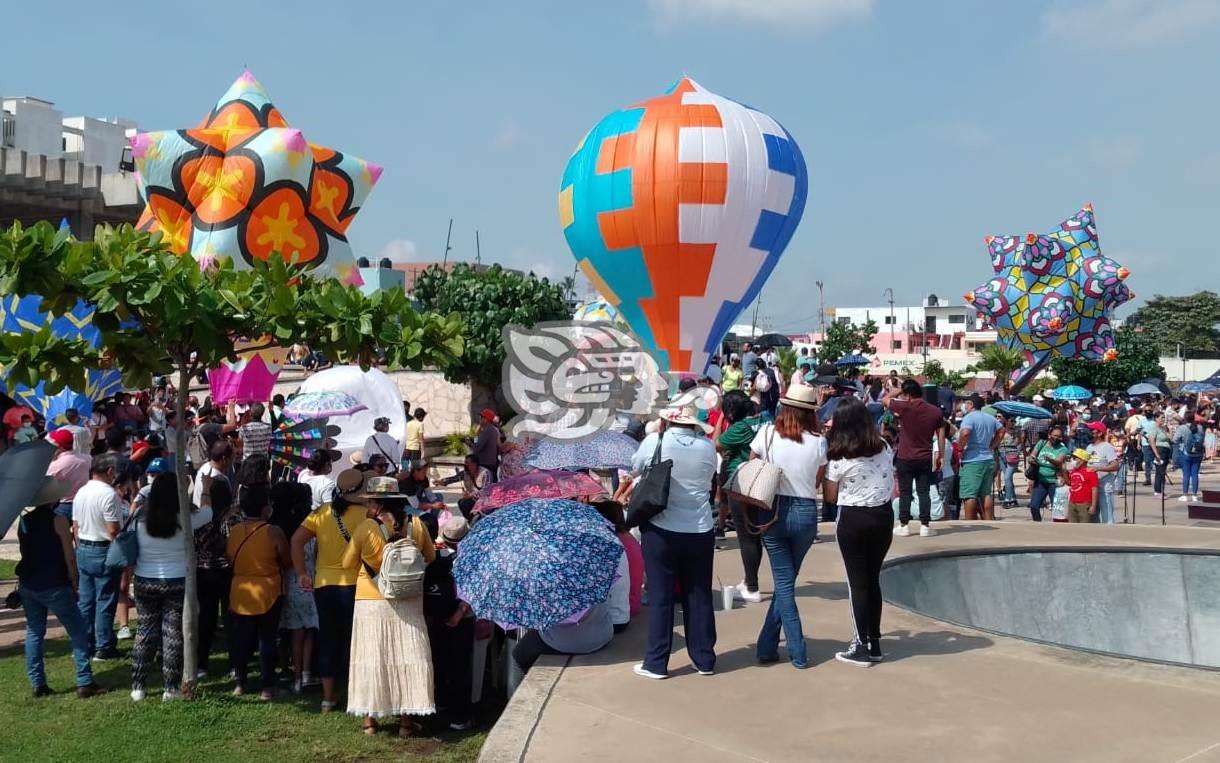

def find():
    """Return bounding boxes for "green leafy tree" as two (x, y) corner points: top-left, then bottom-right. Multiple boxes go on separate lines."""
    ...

(818, 319), (878, 363)
(776, 348), (797, 383)
(968, 345), (1026, 393)
(922, 359), (971, 392)
(1128, 291), (1220, 356)
(0, 221), (464, 693)
(411, 263), (573, 413)
(1049, 326), (1165, 392)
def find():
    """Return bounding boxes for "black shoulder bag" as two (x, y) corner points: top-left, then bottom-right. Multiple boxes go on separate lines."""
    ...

(625, 432), (672, 528)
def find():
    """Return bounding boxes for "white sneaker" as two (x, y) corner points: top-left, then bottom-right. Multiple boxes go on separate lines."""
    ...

(116, 626), (132, 641)
(1178, 495), (1190, 502)
(633, 663), (668, 680)
(893, 524), (911, 537)
(735, 583), (762, 603)
(162, 689), (181, 702)
(130, 688), (146, 702)
(919, 524), (935, 538)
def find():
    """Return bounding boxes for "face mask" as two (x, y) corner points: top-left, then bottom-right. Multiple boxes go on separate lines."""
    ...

(1067, 459), (1081, 470)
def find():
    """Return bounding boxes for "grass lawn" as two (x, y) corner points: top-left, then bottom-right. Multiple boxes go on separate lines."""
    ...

(0, 636), (493, 762)
(0, 559), (16, 580)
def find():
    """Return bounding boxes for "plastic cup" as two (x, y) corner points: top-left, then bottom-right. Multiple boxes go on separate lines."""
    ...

(721, 584), (735, 611)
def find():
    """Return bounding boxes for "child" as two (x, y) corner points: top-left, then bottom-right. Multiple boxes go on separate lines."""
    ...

(1066, 448), (1099, 524)
(270, 482), (318, 693)
(1205, 424), (1217, 462)
(424, 516), (475, 731)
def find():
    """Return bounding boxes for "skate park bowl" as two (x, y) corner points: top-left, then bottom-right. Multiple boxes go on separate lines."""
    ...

(880, 547), (1220, 670)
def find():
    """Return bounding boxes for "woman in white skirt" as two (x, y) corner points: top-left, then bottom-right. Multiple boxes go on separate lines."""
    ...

(342, 477), (437, 737)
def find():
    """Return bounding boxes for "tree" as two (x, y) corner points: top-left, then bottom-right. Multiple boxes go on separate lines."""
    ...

(922, 359), (971, 392)
(968, 345), (1025, 394)
(817, 319), (878, 363)
(1049, 326), (1165, 392)
(776, 348), (797, 384)
(1128, 291), (1220, 356)
(0, 221), (464, 693)
(411, 263), (573, 412)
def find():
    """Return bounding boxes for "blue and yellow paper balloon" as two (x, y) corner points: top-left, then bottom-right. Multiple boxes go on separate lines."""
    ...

(560, 77), (807, 376)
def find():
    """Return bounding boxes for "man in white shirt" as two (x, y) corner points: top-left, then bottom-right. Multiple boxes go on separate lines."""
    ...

(192, 440), (235, 509)
(61, 408), (93, 455)
(72, 454), (123, 659)
(363, 417), (403, 475)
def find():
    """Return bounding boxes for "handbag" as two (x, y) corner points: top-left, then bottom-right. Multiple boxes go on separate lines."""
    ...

(625, 432), (672, 528)
(728, 425), (784, 534)
(104, 509), (141, 573)
(1024, 442), (1046, 482)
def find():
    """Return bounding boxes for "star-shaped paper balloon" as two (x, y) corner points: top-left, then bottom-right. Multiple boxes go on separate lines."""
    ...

(130, 70), (382, 284)
(965, 205), (1133, 389)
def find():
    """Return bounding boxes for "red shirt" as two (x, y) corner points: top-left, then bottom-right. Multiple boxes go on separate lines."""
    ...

(1068, 466), (1098, 504)
(889, 398), (944, 461)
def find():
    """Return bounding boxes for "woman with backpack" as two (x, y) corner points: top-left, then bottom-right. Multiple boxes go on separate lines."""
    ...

(1180, 419), (1205, 502)
(226, 485), (291, 700)
(342, 476), (436, 737)
(748, 385), (826, 669)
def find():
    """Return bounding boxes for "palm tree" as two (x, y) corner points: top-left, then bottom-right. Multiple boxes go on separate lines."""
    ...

(971, 345), (1025, 396)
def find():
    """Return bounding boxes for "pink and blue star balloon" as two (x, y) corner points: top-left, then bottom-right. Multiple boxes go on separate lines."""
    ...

(965, 204), (1133, 389)
(559, 77), (807, 376)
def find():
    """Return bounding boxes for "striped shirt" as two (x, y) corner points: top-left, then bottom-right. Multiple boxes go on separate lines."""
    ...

(239, 422), (273, 459)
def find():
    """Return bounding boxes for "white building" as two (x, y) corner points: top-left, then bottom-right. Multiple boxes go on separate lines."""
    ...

(829, 294), (982, 337)
(1, 96), (141, 236)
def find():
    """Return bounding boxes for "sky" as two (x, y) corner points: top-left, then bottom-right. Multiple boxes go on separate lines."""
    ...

(6, 0), (1218, 333)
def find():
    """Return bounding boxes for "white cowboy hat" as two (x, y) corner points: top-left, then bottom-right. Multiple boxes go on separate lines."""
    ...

(658, 404), (713, 434)
(780, 385), (820, 411)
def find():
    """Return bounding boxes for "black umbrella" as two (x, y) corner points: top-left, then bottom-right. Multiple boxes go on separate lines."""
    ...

(0, 440), (58, 540)
(753, 333), (793, 348)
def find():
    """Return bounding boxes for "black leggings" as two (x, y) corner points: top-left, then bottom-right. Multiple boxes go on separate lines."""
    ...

(728, 496), (763, 592)
(196, 567), (231, 672)
(230, 599), (283, 690)
(836, 506), (894, 645)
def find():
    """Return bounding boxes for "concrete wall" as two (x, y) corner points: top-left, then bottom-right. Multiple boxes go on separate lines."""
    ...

(62, 116), (131, 171)
(881, 550), (1220, 669)
(2, 98), (63, 156)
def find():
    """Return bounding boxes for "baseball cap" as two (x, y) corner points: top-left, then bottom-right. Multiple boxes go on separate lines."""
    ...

(480, 408), (496, 422)
(48, 429), (74, 450)
(146, 457), (172, 475)
(1086, 421), (1107, 434)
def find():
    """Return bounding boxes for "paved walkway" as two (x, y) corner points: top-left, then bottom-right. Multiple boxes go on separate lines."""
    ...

(507, 522), (1220, 763)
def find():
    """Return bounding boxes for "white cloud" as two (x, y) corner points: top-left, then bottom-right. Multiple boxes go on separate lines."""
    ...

(493, 118), (525, 148)
(1086, 135), (1142, 172)
(1041, 0), (1220, 48)
(939, 122), (993, 150)
(649, 0), (873, 29)
(378, 239), (418, 264)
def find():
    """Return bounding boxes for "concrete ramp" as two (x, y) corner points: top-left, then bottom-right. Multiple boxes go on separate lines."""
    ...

(881, 548), (1220, 670)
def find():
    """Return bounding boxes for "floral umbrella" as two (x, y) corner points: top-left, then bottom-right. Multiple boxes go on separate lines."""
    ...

(473, 469), (605, 513)
(521, 431), (640, 472)
(282, 391), (367, 421)
(453, 498), (622, 630)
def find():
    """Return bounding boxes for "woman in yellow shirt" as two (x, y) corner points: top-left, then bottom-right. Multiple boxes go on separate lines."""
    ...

(343, 477), (436, 737)
(226, 485), (290, 700)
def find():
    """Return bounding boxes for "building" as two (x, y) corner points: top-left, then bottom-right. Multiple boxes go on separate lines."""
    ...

(355, 257), (408, 296)
(1, 96), (142, 237)
(828, 294), (984, 352)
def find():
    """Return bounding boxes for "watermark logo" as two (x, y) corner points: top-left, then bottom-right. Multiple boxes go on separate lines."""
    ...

(500, 321), (721, 441)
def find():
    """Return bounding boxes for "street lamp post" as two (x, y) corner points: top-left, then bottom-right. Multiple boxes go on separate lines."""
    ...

(816, 280), (826, 352)
(884, 287), (895, 355)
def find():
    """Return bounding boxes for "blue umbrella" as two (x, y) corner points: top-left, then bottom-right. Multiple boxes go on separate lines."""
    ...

(834, 354), (871, 367)
(522, 431), (640, 471)
(1050, 385), (1092, 401)
(453, 498), (622, 630)
(1180, 381), (1220, 395)
(1127, 382), (1162, 397)
(993, 400), (1052, 420)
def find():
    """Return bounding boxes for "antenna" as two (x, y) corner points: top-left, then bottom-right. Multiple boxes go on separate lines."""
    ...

(442, 218), (453, 266)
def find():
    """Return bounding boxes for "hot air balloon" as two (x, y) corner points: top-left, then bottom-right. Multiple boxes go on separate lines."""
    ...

(559, 77), (807, 377)
(129, 70), (381, 286)
(965, 205), (1133, 392)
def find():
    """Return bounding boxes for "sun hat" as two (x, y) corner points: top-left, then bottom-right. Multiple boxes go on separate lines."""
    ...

(335, 468), (368, 503)
(360, 475), (407, 500)
(1032, 394), (1044, 402)
(349, 449), (366, 466)
(779, 385), (820, 411)
(48, 429), (74, 450)
(1072, 448), (1092, 462)
(658, 404), (713, 434)
(441, 515), (470, 544)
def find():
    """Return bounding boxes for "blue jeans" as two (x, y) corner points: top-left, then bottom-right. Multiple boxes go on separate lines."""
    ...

(757, 496), (818, 668)
(1183, 456), (1203, 495)
(1001, 462), (1018, 504)
(75, 543), (120, 654)
(1029, 482), (1056, 522)
(20, 585), (95, 689)
(1098, 489), (1114, 524)
(1142, 445), (1155, 482)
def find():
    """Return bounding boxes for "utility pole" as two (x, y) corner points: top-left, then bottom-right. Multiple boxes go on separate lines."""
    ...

(1179, 342), (1186, 382)
(815, 280), (826, 346)
(475, 229), (481, 265)
(751, 289), (763, 338)
(884, 287), (895, 355)
(442, 218), (453, 266)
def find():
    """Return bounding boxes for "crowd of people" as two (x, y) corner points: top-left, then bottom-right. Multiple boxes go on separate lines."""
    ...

(6, 352), (1219, 721)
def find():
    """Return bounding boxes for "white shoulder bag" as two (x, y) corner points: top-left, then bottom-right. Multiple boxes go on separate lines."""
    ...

(729, 425), (784, 533)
